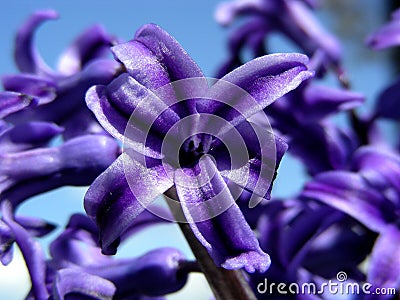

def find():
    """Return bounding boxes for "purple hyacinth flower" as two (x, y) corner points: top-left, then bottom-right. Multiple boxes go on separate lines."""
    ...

(265, 82), (363, 174)
(1, 10), (121, 139)
(47, 213), (189, 299)
(366, 8), (400, 50)
(0, 132), (120, 208)
(84, 23), (313, 272)
(3, 206), (188, 299)
(215, 0), (342, 76)
(303, 146), (400, 294)
(241, 198), (374, 299)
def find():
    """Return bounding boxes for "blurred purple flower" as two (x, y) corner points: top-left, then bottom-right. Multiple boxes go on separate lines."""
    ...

(215, 0), (342, 77)
(265, 82), (364, 174)
(84, 23), (313, 272)
(366, 8), (400, 50)
(303, 146), (400, 294)
(237, 197), (374, 299)
(2, 200), (190, 299)
(46, 213), (189, 299)
(1, 10), (121, 139)
(367, 8), (400, 124)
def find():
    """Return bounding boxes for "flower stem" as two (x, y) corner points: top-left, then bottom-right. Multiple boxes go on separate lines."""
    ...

(164, 187), (257, 300)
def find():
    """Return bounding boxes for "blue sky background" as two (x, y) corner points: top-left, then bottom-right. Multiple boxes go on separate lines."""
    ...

(0, 0), (395, 299)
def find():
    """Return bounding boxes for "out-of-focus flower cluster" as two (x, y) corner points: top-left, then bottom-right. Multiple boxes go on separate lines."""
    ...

(0, 1), (399, 299)
(215, 1), (400, 299)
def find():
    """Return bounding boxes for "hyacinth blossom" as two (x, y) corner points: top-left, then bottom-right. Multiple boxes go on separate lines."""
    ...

(2, 3), (400, 300)
(244, 199), (375, 299)
(84, 22), (313, 272)
(303, 146), (400, 294)
(214, 0), (341, 76)
(0, 9), (121, 140)
(1, 200), (190, 299)
(263, 80), (364, 175)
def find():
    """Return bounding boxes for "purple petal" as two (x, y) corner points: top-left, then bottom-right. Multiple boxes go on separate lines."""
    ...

(207, 53), (313, 126)
(175, 155), (269, 273)
(15, 9), (58, 75)
(84, 153), (173, 254)
(216, 19), (269, 77)
(303, 171), (397, 232)
(366, 8), (400, 50)
(2, 74), (57, 105)
(375, 77), (400, 120)
(52, 269), (116, 300)
(367, 226), (400, 292)
(86, 74), (179, 158)
(215, 0), (268, 26)
(0, 219), (14, 265)
(0, 135), (119, 207)
(302, 84), (364, 121)
(281, 122), (357, 175)
(111, 40), (172, 92)
(134, 24), (204, 81)
(0, 216), (55, 265)
(0, 121), (63, 153)
(220, 126), (287, 201)
(60, 109), (106, 140)
(50, 229), (110, 269)
(5, 58), (120, 127)
(1, 201), (49, 299)
(303, 219), (376, 279)
(57, 25), (114, 76)
(113, 24), (206, 117)
(15, 215), (56, 237)
(280, 205), (343, 272)
(0, 91), (37, 118)
(352, 146), (400, 192)
(88, 248), (188, 297)
(283, 0), (341, 66)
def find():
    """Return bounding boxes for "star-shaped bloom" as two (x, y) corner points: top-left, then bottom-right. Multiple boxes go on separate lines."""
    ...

(215, 0), (341, 77)
(84, 23), (313, 273)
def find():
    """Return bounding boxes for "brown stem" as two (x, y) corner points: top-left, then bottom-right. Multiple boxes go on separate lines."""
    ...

(164, 187), (257, 300)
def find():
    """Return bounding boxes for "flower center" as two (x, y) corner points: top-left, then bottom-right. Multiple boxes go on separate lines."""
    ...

(179, 134), (211, 168)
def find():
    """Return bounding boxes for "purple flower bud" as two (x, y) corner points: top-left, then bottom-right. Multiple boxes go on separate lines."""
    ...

(0, 134), (120, 208)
